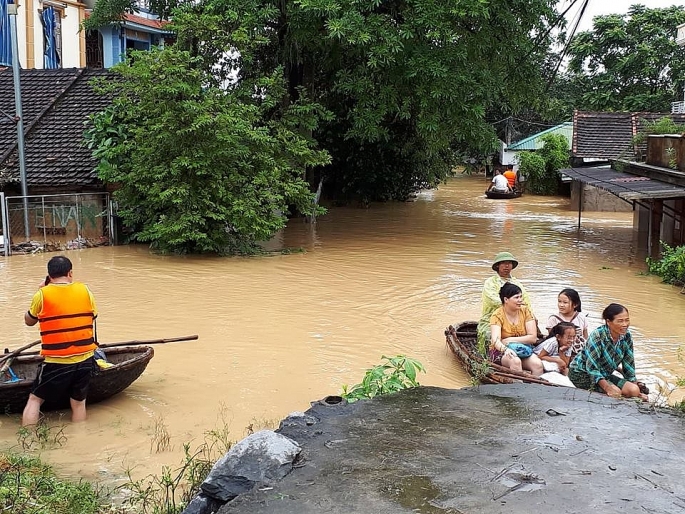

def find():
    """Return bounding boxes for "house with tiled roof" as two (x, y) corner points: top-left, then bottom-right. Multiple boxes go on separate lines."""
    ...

(563, 110), (685, 256)
(0, 67), (113, 193)
(572, 111), (685, 163)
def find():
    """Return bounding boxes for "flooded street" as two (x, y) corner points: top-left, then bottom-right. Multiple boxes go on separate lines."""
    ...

(1, 175), (684, 484)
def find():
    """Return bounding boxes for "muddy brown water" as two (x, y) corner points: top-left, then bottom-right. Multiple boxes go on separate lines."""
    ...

(1, 175), (684, 485)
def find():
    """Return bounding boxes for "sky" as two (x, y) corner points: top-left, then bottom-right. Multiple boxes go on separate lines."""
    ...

(563, 0), (685, 32)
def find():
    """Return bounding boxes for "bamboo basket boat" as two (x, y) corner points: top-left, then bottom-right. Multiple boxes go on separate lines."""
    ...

(445, 321), (559, 386)
(0, 346), (154, 414)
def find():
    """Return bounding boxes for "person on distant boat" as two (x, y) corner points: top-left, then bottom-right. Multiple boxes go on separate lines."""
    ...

(546, 288), (588, 359)
(477, 252), (534, 350)
(568, 303), (648, 401)
(489, 283), (544, 376)
(487, 169), (512, 193)
(503, 167), (517, 190)
(22, 256), (98, 425)
(534, 322), (575, 375)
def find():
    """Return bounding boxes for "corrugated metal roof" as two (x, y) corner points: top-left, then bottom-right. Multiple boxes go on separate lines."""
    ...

(560, 166), (685, 200)
(507, 122), (573, 151)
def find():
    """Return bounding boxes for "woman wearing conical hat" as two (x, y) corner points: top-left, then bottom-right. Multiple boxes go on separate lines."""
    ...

(477, 252), (535, 352)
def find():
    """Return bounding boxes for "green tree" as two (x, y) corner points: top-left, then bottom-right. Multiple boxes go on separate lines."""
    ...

(86, 0), (561, 204)
(566, 5), (685, 112)
(85, 48), (330, 254)
(518, 133), (569, 195)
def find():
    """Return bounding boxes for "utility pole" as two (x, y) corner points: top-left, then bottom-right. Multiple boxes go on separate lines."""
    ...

(8, 0), (30, 240)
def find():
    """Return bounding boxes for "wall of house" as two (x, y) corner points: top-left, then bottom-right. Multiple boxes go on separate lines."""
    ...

(647, 135), (685, 171)
(13, 0), (84, 69)
(570, 182), (633, 212)
(498, 143), (520, 171)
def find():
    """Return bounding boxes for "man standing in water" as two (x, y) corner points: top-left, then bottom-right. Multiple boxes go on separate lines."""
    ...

(477, 252), (535, 351)
(22, 256), (98, 425)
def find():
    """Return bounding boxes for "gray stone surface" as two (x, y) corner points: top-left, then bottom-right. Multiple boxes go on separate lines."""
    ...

(201, 430), (301, 502)
(219, 385), (685, 514)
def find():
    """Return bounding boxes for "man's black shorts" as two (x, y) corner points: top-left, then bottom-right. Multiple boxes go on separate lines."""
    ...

(31, 357), (95, 403)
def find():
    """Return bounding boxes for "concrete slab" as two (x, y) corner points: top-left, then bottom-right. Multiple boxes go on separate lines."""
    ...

(219, 385), (685, 514)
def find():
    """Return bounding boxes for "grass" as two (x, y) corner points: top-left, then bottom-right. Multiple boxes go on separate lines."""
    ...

(0, 453), (123, 514)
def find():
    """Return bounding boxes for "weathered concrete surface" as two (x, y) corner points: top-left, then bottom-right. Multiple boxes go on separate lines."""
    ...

(219, 385), (685, 514)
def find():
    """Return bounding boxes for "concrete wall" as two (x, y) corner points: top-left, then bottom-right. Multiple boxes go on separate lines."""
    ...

(570, 182), (633, 212)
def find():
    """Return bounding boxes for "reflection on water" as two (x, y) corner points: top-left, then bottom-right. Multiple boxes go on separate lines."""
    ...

(0, 175), (684, 483)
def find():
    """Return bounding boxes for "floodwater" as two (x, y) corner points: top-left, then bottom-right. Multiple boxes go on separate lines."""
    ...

(1, 175), (684, 486)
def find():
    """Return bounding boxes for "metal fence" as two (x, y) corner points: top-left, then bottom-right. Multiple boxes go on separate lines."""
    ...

(2, 193), (112, 255)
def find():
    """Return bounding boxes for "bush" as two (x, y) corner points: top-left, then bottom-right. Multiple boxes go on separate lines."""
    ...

(341, 355), (425, 402)
(0, 453), (114, 514)
(646, 242), (685, 286)
(518, 133), (569, 195)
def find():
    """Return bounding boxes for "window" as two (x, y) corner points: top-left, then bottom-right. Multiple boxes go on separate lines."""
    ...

(40, 5), (62, 69)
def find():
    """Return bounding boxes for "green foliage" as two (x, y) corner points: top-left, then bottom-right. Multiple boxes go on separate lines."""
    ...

(517, 133), (568, 195)
(82, 0), (183, 30)
(341, 355), (425, 402)
(566, 5), (685, 112)
(646, 242), (685, 286)
(0, 453), (114, 514)
(85, 47), (330, 254)
(91, 0), (560, 204)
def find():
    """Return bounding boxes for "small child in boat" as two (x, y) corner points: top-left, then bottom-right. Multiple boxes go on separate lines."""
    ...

(546, 288), (588, 357)
(534, 322), (576, 375)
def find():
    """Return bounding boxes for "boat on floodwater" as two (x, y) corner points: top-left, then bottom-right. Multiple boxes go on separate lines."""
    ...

(0, 346), (154, 413)
(445, 321), (559, 386)
(484, 189), (522, 199)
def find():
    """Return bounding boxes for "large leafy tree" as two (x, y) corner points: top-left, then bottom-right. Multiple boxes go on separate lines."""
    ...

(87, 0), (560, 201)
(566, 4), (685, 112)
(85, 49), (330, 254)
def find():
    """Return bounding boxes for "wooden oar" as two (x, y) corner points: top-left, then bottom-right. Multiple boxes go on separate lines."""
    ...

(6, 335), (199, 358)
(99, 335), (198, 349)
(0, 339), (41, 365)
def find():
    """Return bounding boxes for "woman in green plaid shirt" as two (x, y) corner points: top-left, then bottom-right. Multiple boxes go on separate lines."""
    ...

(569, 303), (648, 401)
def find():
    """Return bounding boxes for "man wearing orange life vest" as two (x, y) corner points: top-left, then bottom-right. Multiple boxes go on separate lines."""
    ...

(503, 168), (517, 190)
(22, 256), (98, 425)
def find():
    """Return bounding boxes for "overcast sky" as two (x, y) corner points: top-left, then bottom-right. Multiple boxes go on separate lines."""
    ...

(563, 0), (685, 32)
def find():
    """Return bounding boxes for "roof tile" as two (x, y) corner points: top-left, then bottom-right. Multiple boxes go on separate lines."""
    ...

(0, 68), (114, 190)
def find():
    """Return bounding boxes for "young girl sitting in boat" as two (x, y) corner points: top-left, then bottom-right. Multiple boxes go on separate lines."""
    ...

(546, 288), (588, 358)
(533, 322), (576, 375)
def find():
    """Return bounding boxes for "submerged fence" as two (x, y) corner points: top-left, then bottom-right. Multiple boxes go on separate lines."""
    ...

(2, 193), (113, 255)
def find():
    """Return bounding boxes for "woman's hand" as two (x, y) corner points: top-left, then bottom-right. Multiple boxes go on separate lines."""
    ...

(604, 384), (622, 398)
(502, 348), (518, 360)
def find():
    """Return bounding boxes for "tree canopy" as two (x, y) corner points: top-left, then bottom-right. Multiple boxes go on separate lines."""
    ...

(85, 49), (330, 254)
(85, 0), (563, 252)
(565, 4), (685, 112)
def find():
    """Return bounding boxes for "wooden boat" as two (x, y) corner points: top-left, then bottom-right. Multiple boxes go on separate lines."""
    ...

(485, 189), (522, 199)
(0, 346), (154, 414)
(445, 321), (558, 386)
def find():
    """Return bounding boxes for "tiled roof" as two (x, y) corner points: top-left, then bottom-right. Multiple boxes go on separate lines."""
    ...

(572, 111), (685, 160)
(0, 68), (114, 190)
(123, 13), (171, 31)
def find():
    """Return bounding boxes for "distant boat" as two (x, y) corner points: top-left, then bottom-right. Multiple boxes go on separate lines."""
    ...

(485, 189), (522, 199)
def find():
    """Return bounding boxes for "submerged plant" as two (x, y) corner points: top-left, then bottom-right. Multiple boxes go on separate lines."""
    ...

(341, 355), (426, 402)
(646, 241), (685, 288)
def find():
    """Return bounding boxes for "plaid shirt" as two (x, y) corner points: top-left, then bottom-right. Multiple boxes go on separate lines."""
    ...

(570, 325), (636, 384)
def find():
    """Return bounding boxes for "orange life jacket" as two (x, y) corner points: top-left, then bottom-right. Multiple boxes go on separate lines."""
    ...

(38, 282), (97, 357)
(503, 170), (517, 188)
